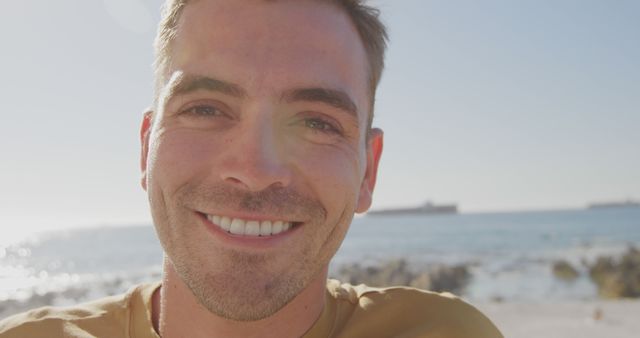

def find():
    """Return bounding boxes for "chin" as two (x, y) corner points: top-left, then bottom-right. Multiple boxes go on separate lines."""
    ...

(170, 247), (320, 321)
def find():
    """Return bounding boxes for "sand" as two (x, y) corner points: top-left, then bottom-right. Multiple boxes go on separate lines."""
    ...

(476, 299), (640, 338)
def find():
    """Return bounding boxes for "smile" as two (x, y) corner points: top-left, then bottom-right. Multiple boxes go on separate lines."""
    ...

(206, 214), (294, 237)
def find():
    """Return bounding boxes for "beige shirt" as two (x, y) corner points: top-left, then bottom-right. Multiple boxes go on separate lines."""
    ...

(0, 280), (502, 338)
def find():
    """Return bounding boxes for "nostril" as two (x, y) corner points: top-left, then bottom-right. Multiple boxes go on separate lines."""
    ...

(224, 176), (245, 186)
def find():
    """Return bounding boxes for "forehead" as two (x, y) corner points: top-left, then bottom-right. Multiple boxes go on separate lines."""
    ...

(168, 0), (370, 117)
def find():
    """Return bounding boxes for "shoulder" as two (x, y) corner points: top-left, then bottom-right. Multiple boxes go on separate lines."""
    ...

(326, 279), (503, 338)
(0, 282), (159, 338)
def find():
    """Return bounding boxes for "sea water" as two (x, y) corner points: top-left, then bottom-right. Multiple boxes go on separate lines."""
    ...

(340, 208), (640, 301)
(1, 208), (639, 315)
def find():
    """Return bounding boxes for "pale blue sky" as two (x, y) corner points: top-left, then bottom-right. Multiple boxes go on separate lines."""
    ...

(1, 0), (638, 235)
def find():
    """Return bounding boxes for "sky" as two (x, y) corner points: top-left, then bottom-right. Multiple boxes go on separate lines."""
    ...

(1, 0), (638, 236)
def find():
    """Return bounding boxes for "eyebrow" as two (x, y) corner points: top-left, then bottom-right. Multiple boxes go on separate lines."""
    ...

(166, 74), (247, 100)
(165, 73), (359, 121)
(283, 87), (359, 120)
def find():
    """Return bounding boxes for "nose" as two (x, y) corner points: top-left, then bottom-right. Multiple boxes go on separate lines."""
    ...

(218, 118), (292, 192)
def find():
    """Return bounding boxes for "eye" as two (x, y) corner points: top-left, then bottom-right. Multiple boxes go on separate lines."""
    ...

(184, 104), (224, 117)
(305, 117), (342, 135)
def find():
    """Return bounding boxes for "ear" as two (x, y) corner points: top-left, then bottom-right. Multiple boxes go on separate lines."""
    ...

(140, 110), (154, 191)
(356, 128), (383, 213)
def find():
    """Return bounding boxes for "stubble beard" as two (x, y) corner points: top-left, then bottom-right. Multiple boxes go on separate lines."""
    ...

(153, 182), (337, 321)
(171, 247), (316, 321)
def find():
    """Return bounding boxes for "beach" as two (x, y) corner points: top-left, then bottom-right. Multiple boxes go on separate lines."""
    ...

(478, 299), (640, 338)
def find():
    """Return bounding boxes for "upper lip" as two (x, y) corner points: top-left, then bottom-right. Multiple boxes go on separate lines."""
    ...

(197, 211), (303, 223)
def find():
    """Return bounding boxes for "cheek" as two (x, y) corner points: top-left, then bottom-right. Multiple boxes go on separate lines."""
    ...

(290, 144), (363, 209)
(148, 130), (220, 193)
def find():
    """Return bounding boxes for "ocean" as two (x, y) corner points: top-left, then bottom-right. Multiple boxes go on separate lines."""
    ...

(1, 208), (639, 317)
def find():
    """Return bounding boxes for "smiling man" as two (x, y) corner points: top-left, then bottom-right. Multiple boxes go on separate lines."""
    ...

(0, 0), (502, 337)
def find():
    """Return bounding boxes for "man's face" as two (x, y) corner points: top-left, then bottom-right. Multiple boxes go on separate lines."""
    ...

(141, 0), (382, 320)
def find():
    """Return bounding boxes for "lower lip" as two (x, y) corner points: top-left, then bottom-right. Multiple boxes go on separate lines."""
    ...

(197, 212), (300, 249)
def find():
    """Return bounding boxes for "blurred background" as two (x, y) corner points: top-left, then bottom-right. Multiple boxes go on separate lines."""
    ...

(1, 1), (639, 336)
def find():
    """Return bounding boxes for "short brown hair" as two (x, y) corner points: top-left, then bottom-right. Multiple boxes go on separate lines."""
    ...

(153, 0), (388, 128)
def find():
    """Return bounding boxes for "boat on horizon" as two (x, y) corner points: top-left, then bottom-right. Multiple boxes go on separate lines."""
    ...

(368, 201), (458, 216)
(587, 199), (640, 210)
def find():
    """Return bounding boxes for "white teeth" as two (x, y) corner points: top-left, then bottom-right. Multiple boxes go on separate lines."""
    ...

(260, 221), (272, 236)
(272, 221), (284, 235)
(230, 218), (245, 235)
(207, 214), (294, 237)
(220, 217), (232, 231)
(245, 221), (260, 236)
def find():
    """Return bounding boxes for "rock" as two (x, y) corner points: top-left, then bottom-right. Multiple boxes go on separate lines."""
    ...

(552, 260), (579, 281)
(333, 259), (471, 295)
(336, 260), (413, 287)
(589, 247), (640, 298)
(413, 265), (470, 293)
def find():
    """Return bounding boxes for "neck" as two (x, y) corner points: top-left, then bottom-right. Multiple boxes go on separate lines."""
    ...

(152, 258), (327, 338)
